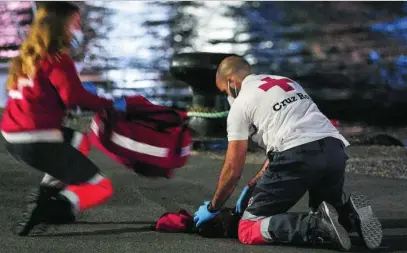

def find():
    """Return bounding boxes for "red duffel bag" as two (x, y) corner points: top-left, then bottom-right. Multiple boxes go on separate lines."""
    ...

(88, 95), (192, 178)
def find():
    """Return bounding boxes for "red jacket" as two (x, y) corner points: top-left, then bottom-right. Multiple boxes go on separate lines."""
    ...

(1, 54), (113, 143)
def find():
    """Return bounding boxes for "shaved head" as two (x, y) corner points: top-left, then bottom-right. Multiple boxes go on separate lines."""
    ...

(217, 56), (251, 81)
(216, 56), (252, 96)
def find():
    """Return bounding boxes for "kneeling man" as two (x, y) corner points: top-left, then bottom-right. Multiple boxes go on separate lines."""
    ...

(193, 56), (382, 251)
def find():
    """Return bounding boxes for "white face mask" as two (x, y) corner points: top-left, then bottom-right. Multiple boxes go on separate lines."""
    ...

(227, 80), (240, 98)
(71, 29), (84, 49)
(227, 95), (235, 106)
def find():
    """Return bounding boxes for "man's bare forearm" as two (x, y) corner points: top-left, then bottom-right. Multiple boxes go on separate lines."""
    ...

(211, 163), (242, 210)
(210, 140), (247, 210)
(248, 158), (269, 186)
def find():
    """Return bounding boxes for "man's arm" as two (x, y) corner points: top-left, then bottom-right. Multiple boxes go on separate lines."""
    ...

(207, 96), (251, 211)
(210, 140), (248, 210)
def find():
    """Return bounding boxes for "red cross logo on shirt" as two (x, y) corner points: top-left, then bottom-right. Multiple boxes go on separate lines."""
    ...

(258, 77), (294, 92)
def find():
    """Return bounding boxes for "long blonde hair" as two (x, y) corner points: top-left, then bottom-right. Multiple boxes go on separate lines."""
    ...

(7, 6), (78, 90)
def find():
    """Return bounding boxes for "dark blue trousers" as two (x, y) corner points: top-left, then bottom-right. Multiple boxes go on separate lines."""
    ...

(242, 137), (348, 244)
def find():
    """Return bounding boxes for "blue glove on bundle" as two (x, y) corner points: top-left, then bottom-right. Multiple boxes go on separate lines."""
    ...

(113, 97), (127, 112)
(236, 186), (250, 214)
(193, 201), (220, 228)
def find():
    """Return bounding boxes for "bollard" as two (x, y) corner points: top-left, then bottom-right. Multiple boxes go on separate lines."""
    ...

(170, 53), (237, 137)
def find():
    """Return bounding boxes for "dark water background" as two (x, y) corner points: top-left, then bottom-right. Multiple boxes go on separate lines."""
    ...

(2, 1), (407, 118)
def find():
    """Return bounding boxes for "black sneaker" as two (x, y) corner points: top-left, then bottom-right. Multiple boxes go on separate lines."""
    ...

(15, 186), (53, 236)
(348, 193), (382, 250)
(314, 201), (352, 251)
(46, 194), (76, 225)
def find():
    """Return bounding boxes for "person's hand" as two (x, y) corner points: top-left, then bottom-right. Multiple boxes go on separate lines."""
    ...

(236, 186), (250, 213)
(83, 82), (98, 95)
(193, 201), (220, 228)
(113, 97), (127, 112)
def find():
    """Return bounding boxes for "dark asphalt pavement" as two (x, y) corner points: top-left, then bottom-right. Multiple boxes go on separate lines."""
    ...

(0, 142), (406, 253)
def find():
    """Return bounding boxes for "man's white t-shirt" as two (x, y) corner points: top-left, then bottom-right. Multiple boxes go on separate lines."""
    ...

(227, 74), (349, 153)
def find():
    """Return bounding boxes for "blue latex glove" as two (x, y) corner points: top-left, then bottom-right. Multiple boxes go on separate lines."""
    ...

(194, 201), (220, 228)
(113, 97), (127, 112)
(236, 186), (249, 213)
(83, 82), (98, 95)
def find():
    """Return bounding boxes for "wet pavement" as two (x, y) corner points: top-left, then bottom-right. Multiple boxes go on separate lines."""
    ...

(0, 137), (406, 253)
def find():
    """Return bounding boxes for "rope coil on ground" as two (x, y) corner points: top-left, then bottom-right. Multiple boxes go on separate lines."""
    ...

(186, 111), (229, 118)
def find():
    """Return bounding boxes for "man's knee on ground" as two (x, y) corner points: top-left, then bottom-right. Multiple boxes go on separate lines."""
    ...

(238, 219), (268, 245)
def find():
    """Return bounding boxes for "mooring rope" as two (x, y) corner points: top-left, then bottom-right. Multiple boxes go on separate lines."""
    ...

(67, 110), (230, 118)
(186, 111), (229, 118)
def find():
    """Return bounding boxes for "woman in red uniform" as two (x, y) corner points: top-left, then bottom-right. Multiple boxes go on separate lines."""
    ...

(1, 2), (127, 236)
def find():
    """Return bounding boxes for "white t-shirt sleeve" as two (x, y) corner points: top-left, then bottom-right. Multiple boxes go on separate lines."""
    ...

(227, 99), (251, 141)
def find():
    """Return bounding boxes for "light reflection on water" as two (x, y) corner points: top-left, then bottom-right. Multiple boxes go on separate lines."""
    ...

(82, 1), (248, 72)
(2, 1), (407, 109)
(81, 1), (250, 108)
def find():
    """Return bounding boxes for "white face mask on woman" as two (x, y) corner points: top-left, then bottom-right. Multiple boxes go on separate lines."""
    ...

(70, 29), (84, 49)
